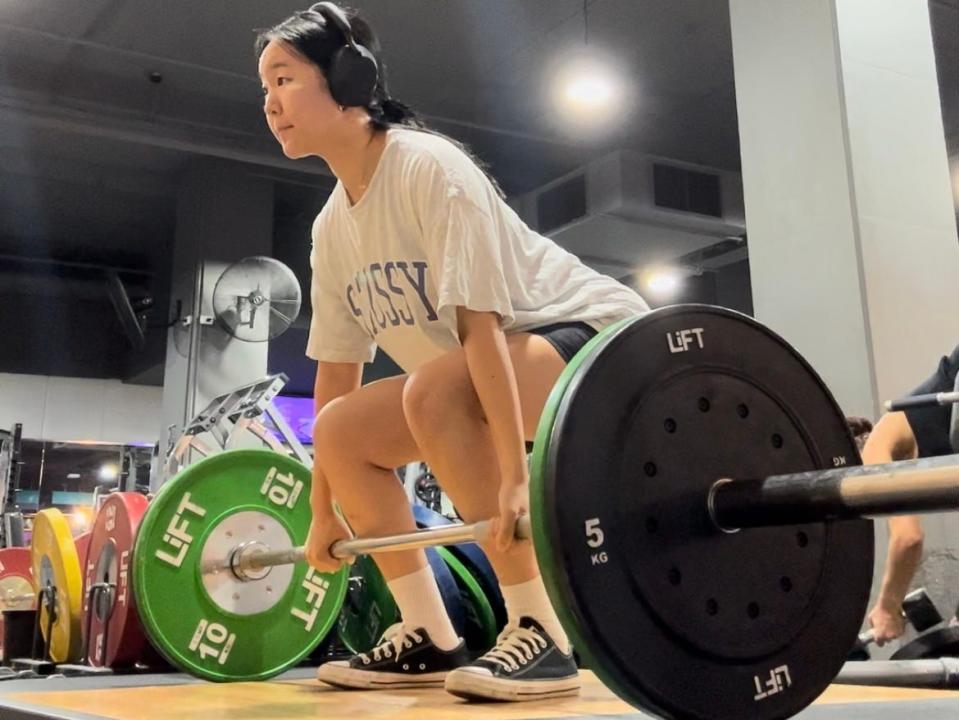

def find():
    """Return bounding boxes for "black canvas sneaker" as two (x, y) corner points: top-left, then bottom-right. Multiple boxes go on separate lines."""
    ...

(444, 617), (581, 701)
(317, 623), (470, 689)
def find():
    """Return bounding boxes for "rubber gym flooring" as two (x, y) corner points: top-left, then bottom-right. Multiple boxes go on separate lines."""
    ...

(0, 669), (957, 719)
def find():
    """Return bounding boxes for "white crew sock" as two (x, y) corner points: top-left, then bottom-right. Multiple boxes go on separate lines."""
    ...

(500, 574), (571, 655)
(386, 564), (461, 651)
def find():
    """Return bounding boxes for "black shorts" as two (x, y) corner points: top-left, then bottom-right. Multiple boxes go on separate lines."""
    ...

(526, 321), (598, 364)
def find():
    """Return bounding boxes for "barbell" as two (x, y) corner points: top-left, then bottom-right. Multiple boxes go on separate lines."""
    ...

(886, 369), (959, 453)
(128, 305), (959, 720)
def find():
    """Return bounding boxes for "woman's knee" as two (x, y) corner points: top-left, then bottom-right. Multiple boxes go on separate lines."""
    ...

(311, 395), (351, 465)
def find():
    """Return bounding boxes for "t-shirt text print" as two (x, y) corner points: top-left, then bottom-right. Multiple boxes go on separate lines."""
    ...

(346, 260), (438, 336)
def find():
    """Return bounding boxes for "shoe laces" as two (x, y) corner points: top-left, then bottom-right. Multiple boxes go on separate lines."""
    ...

(481, 622), (547, 672)
(359, 623), (423, 665)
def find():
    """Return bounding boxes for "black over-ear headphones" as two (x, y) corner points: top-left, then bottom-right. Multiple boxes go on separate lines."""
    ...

(311, 2), (378, 108)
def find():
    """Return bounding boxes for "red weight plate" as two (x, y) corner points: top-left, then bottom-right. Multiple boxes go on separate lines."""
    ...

(0, 547), (34, 658)
(83, 493), (150, 667)
(75, 532), (92, 570)
(0, 547), (34, 599)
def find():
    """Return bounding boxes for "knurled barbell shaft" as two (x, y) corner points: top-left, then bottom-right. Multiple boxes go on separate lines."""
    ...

(711, 453), (959, 531)
(226, 454), (959, 576)
(223, 515), (533, 578)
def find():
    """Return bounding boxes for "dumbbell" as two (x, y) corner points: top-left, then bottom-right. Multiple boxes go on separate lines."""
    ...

(849, 588), (943, 659)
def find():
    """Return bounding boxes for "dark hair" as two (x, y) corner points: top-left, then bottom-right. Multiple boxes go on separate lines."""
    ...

(846, 415), (873, 452)
(254, 3), (420, 131)
(255, 3), (504, 197)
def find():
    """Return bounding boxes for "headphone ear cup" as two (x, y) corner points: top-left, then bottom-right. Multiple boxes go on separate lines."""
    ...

(328, 44), (378, 107)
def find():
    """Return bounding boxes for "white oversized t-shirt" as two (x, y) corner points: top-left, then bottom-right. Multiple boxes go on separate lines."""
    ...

(306, 128), (649, 372)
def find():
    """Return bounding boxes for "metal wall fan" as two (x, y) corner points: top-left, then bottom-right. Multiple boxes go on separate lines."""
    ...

(212, 256), (302, 342)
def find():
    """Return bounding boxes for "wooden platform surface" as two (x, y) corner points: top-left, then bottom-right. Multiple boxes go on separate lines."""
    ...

(3, 671), (959, 720)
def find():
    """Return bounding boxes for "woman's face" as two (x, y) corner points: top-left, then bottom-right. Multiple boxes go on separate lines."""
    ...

(258, 40), (340, 159)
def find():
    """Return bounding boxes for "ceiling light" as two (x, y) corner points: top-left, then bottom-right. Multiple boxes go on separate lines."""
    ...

(556, 59), (621, 118)
(98, 464), (119, 482)
(641, 268), (683, 299)
(564, 73), (615, 107)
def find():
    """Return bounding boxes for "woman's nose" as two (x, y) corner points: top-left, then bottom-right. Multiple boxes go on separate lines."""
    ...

(263, 90), (280, 116)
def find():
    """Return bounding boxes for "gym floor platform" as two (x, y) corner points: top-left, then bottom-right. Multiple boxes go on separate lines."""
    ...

(0, 670), (957, 720)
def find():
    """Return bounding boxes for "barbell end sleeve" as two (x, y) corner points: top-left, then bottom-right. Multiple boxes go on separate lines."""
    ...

(886, 395), (929, 411)
(887, 392), (959, 412)
(711, 454), (959, 528)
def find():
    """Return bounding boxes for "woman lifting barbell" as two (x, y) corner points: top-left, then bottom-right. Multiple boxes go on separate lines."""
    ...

(865, 341), (959, 646)
(255, 1), (648, 702)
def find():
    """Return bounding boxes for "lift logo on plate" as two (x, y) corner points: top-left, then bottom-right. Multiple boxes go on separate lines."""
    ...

(154, 492), (207, 568)
(667, 328), (705, 354)
(753, 665), (792, 701)
(104, 504), (117, 533)
(118, 550), (131, 606)
(291, 567), (331, 632)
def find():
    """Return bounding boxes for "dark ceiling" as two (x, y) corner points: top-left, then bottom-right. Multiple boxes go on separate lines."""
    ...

(0, 0), (956, 389)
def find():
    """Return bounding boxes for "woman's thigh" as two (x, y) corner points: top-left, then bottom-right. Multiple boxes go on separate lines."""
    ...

(405, 332), (568, 440)
(315, 331), (570, 467)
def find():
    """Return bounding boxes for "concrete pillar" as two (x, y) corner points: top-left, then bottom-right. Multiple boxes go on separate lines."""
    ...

(157, 159), (274, 487)
(730, 0), (959, 656)
(729, 0), (959, 419)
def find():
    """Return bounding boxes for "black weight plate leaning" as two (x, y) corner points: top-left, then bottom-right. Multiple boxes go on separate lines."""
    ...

(412, 505), (506, 629)
(336, 555), (399, 655)
(891, 627), (959, 660)
(531, 305), (873, 720)
(426, 548), (465, 641)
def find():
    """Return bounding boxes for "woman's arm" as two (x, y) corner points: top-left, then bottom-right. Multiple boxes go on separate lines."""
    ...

(455, 307), (528, 550)
(863, 411), (923, 643)
(311, 361), (364, 514)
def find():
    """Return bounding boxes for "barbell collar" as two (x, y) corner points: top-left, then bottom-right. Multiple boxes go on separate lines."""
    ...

(225, 515), (533, 579)
(711, 453), (959, 531)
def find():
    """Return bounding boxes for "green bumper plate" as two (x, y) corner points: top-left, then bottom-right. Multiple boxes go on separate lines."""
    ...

(133, 449), (348, 681)
(529, 317), (634, 692)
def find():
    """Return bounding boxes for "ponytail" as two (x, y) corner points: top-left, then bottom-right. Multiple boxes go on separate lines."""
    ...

(368, 96), (424, 130)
